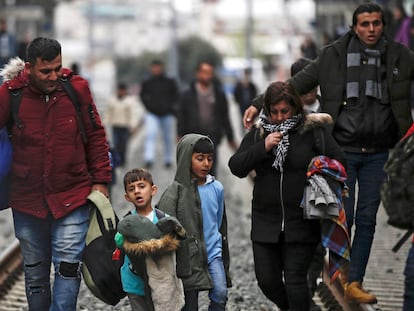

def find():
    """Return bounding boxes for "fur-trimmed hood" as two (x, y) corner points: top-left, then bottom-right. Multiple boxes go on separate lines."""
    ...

(256, 112), (333, 137)
(0, 57), (27, 89)
(299, 112), (333, 134)
(0, 56), (74, 90)
(123, 234), (180, 257)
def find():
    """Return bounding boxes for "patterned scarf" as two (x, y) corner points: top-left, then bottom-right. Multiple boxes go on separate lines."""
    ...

(346, 35), (386, 100)
(259, 111), (302, 172)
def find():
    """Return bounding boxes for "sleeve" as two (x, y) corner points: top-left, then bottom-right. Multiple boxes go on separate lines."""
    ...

(288, 56), (320, 95)
(73, 76), (112, 184)
(228, 128), (271, 178)
(176, 92), (189, 137)
(219, 92), (235, 142)
(322, 126), (347, 170)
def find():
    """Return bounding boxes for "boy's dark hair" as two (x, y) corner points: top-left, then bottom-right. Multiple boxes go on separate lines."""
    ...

(351, 3), (385, 28)
(123, 168), (154, 190)
(26, 37), (61, 65)
(290, 58), (312, 77)
(193, 137), (214, 154)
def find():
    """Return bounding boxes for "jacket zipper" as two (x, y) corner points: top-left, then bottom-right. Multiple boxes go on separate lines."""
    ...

(280, 171), (285, 231)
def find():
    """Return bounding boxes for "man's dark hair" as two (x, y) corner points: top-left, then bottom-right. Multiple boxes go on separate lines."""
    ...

(123, 168), (154, 190)
(26, 37), (61, 65)
(290, 58), (312, 77)
(151, 59), (163, 66)
(197, 60), (215, 71)
(351, 3), (386, 28)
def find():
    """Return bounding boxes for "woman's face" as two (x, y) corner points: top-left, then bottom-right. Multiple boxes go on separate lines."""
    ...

(269, 100), (293, 124)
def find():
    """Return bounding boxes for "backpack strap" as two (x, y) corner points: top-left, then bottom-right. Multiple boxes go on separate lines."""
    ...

(87, 190), (116, 231)
(8, 89), (23, 132)
(59, 78), (88, 144)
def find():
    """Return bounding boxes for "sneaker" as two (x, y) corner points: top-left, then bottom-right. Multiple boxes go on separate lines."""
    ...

(344, 281), (377, 304)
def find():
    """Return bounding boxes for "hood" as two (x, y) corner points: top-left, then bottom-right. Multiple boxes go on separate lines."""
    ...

(0, 57), (27, 89)
(299, 112), (333, 134)
(123, 234), (180, 257)
(0, 56), (74, 91)
(175, 133), (213, 187)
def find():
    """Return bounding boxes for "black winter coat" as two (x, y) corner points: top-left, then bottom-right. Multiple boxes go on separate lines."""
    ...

(228, 114), (346, 244)
(177, 80), (234, 144)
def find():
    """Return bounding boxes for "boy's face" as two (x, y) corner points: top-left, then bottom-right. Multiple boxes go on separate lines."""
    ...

(124, 179), (157, 213)
(191, 152), (213, 183)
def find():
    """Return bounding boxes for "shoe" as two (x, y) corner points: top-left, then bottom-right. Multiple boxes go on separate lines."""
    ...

(165, 162), (172, 169)
(310, 298), (321, 311)
(344, 281), (377, 304)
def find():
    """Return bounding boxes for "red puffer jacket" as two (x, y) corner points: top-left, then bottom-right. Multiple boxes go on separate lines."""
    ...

(0, 65), (111, 219)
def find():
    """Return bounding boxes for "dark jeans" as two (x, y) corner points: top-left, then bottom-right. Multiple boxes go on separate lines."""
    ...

(308, 242), (325, 296)
(112, 126), (130, 166)
(343, 151), (388, 283)
(252, 236), (317, 311)
(404, 241), (414, 311)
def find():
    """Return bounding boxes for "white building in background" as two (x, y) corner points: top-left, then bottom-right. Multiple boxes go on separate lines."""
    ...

(54, 0), (316, 101)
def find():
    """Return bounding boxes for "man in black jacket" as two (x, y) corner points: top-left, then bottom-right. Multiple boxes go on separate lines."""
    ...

(140, 60), (179, 169)
(177, 61), (237, 175)
(243, 3), (414, 304)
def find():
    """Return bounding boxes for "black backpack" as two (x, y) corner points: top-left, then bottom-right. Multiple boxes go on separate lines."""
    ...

(83, 191), (126, 305)
(381, 133), (414, 250)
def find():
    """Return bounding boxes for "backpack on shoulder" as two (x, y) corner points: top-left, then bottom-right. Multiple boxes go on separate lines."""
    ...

(0, 127), (12, 210)
(381, 132), (414, 250)
(83, 190), (126, 305)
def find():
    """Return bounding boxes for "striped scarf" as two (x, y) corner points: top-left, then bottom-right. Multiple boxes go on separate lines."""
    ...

(346, 35), (386, 100)
(259, 111), (302, 172)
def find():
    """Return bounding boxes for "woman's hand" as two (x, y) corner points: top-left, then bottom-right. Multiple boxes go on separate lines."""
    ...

(265, 132), (283, 152)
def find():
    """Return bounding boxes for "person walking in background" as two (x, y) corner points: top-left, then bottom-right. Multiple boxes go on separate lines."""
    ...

(233, 67), (258, 130)
(0, 37), (111, 311)
(290, 58), (320, 114)
(157, 134), (231, 311)
(177, 61), (237, 175)
(140, 59), (179, 169)
(104, 82), (139, 167)
(391, 4), (411, 47)
(243, 3), (414, 304)
(0, 19), (16, 82)
(229, 81), (346, 311)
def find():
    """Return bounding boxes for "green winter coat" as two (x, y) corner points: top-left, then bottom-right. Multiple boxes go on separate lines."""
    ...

(156, 133), (231, 291)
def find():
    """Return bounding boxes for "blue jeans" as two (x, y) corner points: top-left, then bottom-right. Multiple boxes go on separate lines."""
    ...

(144, 113), (174, 165)
(182, 257), (227, 311)
(13, 205), (89, 311)
(344, 151), (388, 283)
(404, 241), (414, 311)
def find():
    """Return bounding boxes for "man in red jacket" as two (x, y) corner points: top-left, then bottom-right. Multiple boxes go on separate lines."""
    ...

(0, 37), (111, 311)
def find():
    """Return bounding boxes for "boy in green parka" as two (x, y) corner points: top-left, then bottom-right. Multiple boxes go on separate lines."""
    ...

(157, 133), (231, 311)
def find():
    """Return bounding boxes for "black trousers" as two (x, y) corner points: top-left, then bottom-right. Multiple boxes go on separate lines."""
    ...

(252, 235), (317, 311)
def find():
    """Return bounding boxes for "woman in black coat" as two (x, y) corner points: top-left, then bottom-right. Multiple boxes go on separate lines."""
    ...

(228, 81), (346, 311)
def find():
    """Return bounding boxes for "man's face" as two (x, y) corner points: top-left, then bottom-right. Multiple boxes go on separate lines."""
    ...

(353, 12), (383, 47)
(26, 55), (62, 94)
(197, 63), (214, 87)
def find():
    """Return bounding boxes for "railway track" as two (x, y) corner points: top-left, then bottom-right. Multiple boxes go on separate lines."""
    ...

(0, 239), (26, 311)
(0, 238), (382, 311)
